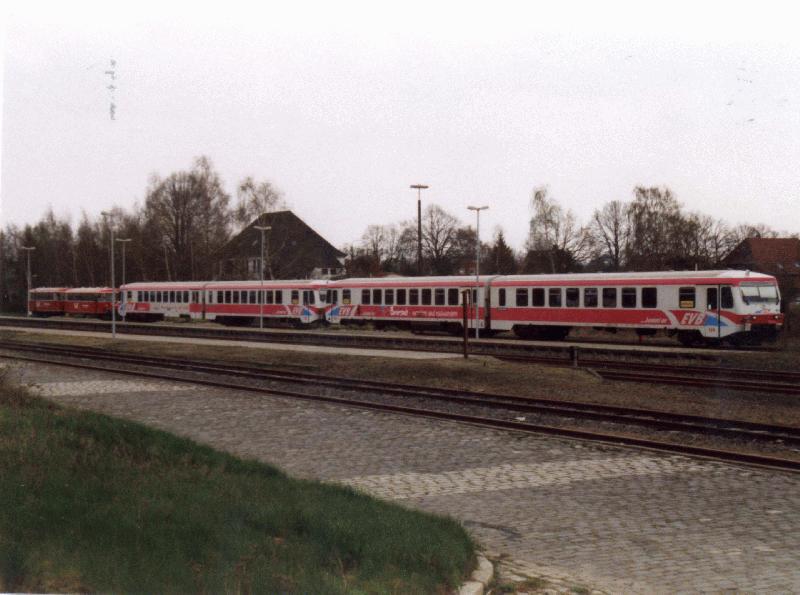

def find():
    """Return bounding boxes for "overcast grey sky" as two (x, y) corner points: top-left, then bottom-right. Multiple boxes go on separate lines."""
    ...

(1, 1), (799, 251)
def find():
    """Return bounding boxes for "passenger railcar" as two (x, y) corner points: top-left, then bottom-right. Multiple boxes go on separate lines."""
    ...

(491, 270), (783, 345)
(28, 287), (68, 317)
(326, 276), (491, 333)
(204, 280), (328, 327)
(121, 282), (206, 322)
(63, 287), (118, 318)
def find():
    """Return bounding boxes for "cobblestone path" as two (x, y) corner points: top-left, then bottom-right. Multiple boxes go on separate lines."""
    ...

(13, 361), (800, 593)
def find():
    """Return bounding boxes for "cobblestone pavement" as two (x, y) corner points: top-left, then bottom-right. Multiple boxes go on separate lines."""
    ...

(12, 361), (800, 594)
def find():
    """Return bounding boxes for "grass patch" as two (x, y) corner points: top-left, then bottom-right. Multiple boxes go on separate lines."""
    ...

(0, 373), (474, 593)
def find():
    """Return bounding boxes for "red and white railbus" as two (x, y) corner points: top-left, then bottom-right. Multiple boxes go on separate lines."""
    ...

(28, 287), (68, 317)
(63, 287), (118, 318)
(489, 270), (783, 345)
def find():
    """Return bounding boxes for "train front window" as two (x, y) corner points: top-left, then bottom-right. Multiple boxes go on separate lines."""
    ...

(740, 284), (779, 304)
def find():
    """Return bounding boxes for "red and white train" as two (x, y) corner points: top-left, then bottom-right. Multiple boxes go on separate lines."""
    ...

(325, 270), (784, 346)
(120, 280), (328, 326)
(28, 269), (784, 346)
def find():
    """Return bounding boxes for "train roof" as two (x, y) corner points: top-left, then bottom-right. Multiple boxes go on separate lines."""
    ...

(203, 279), (327, 289)
(327, 275), (498, 287)
(491, 270), (777, 286)
(63, 287), (116, 294)
(122, 281), (206, 290)
(30, 287), (69, 293)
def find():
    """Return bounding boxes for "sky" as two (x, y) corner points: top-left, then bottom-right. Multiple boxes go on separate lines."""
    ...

(1, 0), (799, 252)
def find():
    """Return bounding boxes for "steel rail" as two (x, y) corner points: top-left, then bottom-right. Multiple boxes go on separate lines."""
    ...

(2, 343), (800, 463)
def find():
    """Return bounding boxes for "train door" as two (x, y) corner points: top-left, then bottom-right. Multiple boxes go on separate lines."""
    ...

(301, 289), (314, 324)
(705, 285), (722, 340)
(327, 289), (340, 324)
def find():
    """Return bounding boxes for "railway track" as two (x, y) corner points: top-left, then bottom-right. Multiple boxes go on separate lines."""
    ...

(2, 341), (799, 473)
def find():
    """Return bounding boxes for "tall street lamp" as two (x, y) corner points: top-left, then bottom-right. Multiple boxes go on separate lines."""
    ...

(254, 225), (271, 330)
(410, 184), (428, 275)
(116, 237), (132, 318)
(467, 205), (489, 339)
(101, 212), (117, 339)
(20, 246), (35, 316)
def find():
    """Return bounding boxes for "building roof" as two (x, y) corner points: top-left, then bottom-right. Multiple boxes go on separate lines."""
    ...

(723, 238), (800, 276)
(219, 210), (345, 279)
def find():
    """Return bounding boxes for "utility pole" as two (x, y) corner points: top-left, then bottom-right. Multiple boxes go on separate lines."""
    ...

(116, 238), (131, 318)
(20, 246), (35, 316)
(254, 225), (271, 330)
(467, 205), (489, 339)
(101, 212), (116, 339)
(410, 184), (428, 275)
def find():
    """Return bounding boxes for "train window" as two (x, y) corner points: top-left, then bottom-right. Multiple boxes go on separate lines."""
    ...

(177, 292), (183, 303)
(342, 289), (351, 305)
(566, 288), (579, 307)
(410, 289), (419, 305)
(584, 288), (598, 308)
(185, 291), (191, 303)
(233, 291), (240, 304)
(304, 291), (315, 305)
(265, 290), (273, 304)
(275, 290), (283, 304)
(531, 288), (545, 307)
(222, 290), (229, 304)
(385, 289), (395, 305)
(642, 287), (658, 308)
(603, 288), (616, 307)
(448, 288), (459, 305)
(678, 287), (695, 309)
(249, 291), (256, 303)
(516, 288), (528, 307)
(397, 289), (407, 305)
(472, 289), (477, 306)
(622, 288), (636, 308)
(498, 288), (506, 307)
(422, 288), (432, 305)
(373, 289), (382, 305)
(548, 288), (562, 307)
(291, 290), (299, 304)
(244, 291), (251, 304)
(168, 291), (174, 302)
(721, 286), (734, 309)
(361, 289), (371, 305)
(435, 288), (446, 305)
(706, 288), (718, 310)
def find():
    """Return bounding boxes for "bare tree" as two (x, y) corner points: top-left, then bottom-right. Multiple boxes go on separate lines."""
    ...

(234, 177), (285, 227)
(144, 156), (231, 280)
(526, 186), (591, 272)
(590, 200), (630, 270)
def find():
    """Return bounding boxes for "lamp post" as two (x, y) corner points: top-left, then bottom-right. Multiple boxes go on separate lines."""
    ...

(467, 205), (489, 339)
(116, 238), (131, 318)
(20, 246), (35, 316)
(254, 225), (271, 330)
(410, 184), (428, 275)
(101, 212), (117, 339)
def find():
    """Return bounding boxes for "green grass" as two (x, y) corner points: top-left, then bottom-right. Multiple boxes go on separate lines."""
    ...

(0, 376), (474, 593)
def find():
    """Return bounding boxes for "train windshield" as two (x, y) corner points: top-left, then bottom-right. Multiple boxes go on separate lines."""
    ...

(740, 283), (779, 305)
